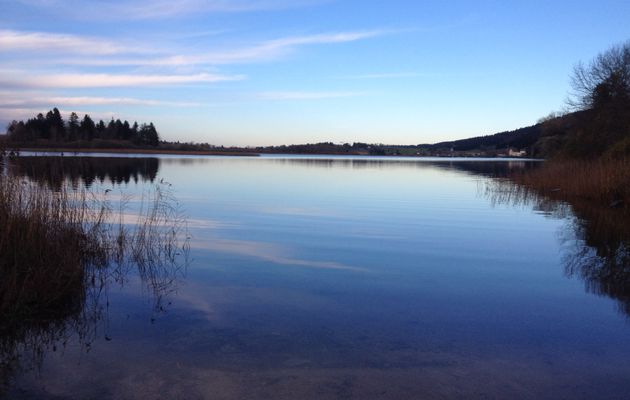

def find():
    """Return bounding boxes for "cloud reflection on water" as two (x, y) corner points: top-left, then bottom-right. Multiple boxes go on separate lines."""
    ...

(191, 238), (364, 272)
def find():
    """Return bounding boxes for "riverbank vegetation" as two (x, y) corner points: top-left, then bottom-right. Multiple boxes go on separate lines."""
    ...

(511, 158), (630, 207)
(509, 41), (630, 208)
(483, 42), (630, 317)
(0, 169), (188, 324)
(0, 176), (104, 325)
(0, 159), (189, 383)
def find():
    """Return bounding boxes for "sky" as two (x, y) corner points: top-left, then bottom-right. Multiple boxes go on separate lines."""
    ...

(1, 0), (630, 146)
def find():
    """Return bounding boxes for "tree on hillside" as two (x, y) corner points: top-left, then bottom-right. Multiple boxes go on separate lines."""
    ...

(569, 40), (630, 110)
(564, 41), (630, 158)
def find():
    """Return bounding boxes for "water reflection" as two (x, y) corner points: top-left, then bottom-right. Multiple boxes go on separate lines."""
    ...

(257, 156), (539, 177)
(0, 162), (188, 395)
(563, 202), (630, 315)
(488, 179), (630, 316)
(6, 156), (160, 190)
(3, 155), (630, 398)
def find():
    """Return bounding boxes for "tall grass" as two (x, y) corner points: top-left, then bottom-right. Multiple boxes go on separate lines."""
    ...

(0, 165), (189, 381)
(0, 177), (108, 323)
(510, 157), (630, 206)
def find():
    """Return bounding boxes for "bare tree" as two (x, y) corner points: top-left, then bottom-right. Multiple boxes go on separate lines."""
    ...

(568, 40), (630, 110)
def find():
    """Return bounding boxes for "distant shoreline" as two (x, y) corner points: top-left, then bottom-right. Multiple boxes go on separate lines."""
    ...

(12, 147), (543, 159)
(17, 147), (260, 157)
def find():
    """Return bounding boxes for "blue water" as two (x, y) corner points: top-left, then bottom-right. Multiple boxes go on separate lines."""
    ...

(4, 155), (630, 399)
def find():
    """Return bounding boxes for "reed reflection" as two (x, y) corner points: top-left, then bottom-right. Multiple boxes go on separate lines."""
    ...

(0, 162), (188, 394)
(488, 179), (630, 316)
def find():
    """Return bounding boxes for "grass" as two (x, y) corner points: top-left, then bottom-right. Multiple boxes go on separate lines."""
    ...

(0, 159), (189, 380)
(510, 157), (630, 207)
(0, 176), (106, 323)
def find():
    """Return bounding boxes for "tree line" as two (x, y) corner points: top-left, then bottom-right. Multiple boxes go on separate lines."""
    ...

(5, 108), (160, 146)
(540, 40), (630, 159)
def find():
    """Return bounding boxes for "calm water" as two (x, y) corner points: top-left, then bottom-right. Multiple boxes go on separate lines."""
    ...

(3, 154), (630, 399)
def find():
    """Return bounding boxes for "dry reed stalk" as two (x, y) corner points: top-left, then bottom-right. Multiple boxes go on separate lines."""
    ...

(510, 158), (630, 206)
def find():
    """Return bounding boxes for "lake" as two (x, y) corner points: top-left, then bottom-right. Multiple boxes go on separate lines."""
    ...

(2, 154), (630, 399)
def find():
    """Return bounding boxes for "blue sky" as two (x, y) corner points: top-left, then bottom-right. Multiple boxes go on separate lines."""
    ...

(1, 0), (629, 146)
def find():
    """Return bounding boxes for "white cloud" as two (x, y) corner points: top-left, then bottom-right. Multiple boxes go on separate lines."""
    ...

(0, 30), (387, 72)
(344, 72), (425, 79)
(0, 71), (245, 89)
(0, 29), (134, 55)
(0, 107), (43, 123)
(266, 31), (383, 47)
(56, 30), (386, 67)
(257, 91), (366, 100)
(0, 94), (206, 108)
(176, 32), (381, 65)
(16, 0), (329, 19)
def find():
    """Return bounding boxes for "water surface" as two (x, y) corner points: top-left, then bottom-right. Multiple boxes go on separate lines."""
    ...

(2, 155), (630, 399)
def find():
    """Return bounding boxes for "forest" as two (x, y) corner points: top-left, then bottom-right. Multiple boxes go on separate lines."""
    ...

(4, 108), (160, 147)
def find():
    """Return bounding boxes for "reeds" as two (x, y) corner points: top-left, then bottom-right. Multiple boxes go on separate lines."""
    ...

(0, 166), (188, 344)
(510, 157), (630, 206)
(0, 177), (102, 324)
(0, 158), (189, 391)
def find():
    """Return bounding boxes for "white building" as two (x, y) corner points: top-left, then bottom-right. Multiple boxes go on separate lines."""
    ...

(508, 148), (527, 157)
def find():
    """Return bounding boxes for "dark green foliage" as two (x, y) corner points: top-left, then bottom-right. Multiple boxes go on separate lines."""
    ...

(5, 109), (159, 147)
(67, 112), (79, 142)
(137, 123), (159, 146)
(426, 124), (542, 153)
(79, 114), (96, 141)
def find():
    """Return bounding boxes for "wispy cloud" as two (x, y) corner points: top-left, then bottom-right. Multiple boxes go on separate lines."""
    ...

(17, 0), (329, 20)
(0, 29), (135, 55)
(0, 107), (45, 122)
(0, 71), (245, 89)
(0, 29), (386, 74)
(344, 72), (426, 79)
(0, 94), (206, 108)
(257, 91), (367, 100)
(58, 30), (386, 67)
(0, 107), (119, 125)
(206, 30), (385, 64)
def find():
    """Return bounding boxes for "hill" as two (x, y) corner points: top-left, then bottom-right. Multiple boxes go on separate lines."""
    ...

(423, 123), (542, 155)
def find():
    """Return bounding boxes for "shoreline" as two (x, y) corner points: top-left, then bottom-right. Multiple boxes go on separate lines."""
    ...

(10, 147), (543, 160)
(15, 147), (260, 157)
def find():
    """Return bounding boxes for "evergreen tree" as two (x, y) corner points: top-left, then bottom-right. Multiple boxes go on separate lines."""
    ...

(96, 120), (106, 138)
(122, 120), (131, 140)
(114, 119), (124, 140)
(46, 108), (66, 141)
(106, 118), (116, 140)
(4, 109), (161, 148)
(68, 112), (79, 141)
(79, 114), (96, 141)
